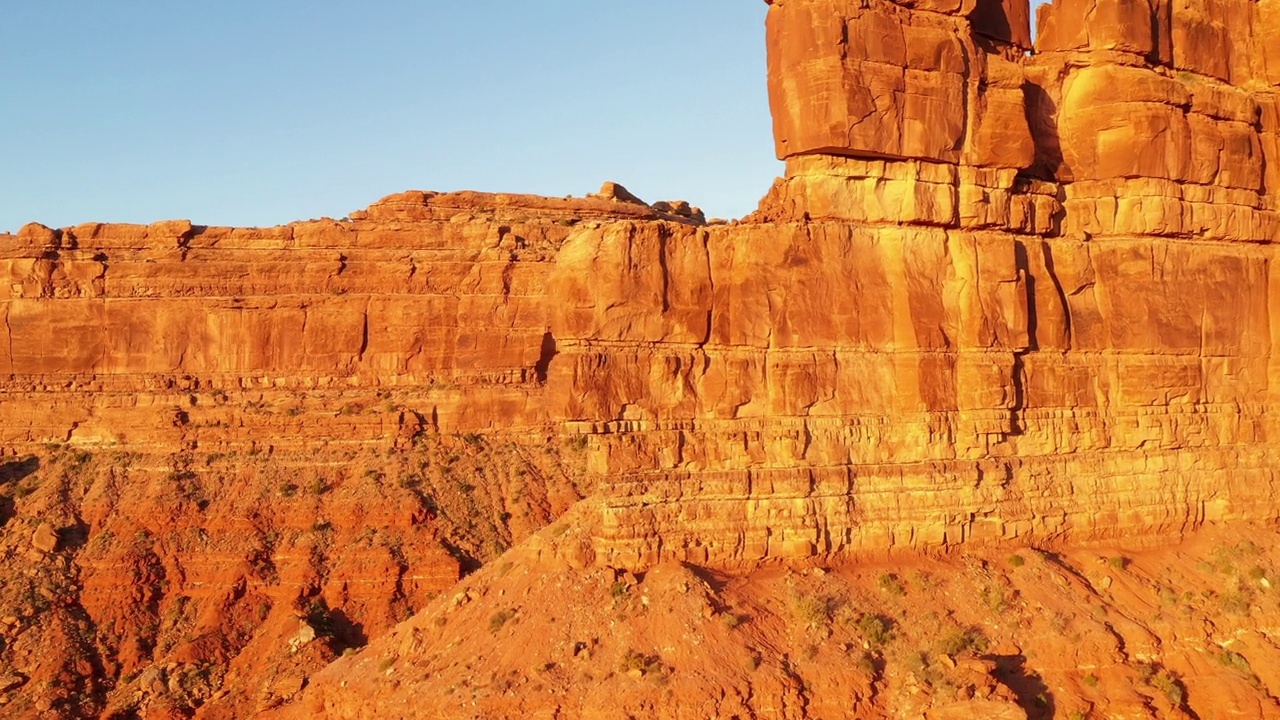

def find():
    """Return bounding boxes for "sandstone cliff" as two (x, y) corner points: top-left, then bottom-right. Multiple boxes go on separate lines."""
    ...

(571, 0), (1280, 568)
(1, 0), (1280, 717)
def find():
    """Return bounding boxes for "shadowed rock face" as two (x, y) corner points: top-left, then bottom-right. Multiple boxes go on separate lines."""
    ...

(1, 0), (1280, 717)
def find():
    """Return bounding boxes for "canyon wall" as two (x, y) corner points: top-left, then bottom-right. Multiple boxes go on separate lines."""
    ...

(2, 0), (1280, 714)
(1, 0), (1279, 570)
(0, 193), (634, 717)
(555, 0), (1280, 567)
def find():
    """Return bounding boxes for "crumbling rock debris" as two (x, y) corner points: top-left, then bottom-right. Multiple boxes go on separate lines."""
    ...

(30, 524), (57, 554)
(0, 672), (27, 694)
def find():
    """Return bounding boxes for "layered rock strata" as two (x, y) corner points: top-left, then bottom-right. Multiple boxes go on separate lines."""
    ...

(554, 0), (1280, 568)
(0, 192), (628, 717)
(1, 0), (1280, 715)
(1, 0), (1278, 573)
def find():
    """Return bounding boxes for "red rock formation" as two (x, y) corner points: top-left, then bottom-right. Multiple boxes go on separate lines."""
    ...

(0, 192), (617, 718)
(766, 0), (1034, 167)
(1, 0), (1280, 716)
(551, 0), (1280, 570)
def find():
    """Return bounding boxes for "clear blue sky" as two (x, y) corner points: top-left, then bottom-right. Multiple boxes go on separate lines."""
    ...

(1, 1), (777, 232)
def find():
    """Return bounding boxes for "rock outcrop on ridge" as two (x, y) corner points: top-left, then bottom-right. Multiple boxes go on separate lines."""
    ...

(1, 0), (1279, 716)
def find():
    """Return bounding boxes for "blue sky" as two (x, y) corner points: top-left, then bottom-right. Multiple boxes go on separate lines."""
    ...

(1, 1), (776, 231)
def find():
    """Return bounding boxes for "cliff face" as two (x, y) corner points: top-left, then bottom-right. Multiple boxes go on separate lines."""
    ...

(2, 0), (1280, 717)
(562, 0), (1280, 568)
(0, 192), (623, 718)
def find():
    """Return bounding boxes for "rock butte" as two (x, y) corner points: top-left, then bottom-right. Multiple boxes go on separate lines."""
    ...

(1, 0), (1280, 717)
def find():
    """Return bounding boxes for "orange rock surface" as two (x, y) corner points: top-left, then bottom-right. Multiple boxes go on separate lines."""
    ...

(1, 0), (1279, 717)
(279, 519), (1280, 720)
(575, 0), (1280, 570)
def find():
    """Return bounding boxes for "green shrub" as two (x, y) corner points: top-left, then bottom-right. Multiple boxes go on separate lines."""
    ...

(1217, 650), (1262, 687)
(1008, 554), (1026, 568)
(1218, 650), (1252, 673)
(904, 651), (929, 677)
(1139, 664), (1185, 706)
(1152, 671), (1184, 705)
(794, 592), (832, 628)
(878, 573), (906, 597)
(903, 651), (951, 692)
(981, 584), (1012, 613)
(488, 609), (515, 633)
(1049, 612), (1069, 633)
(620, 650), (667, 679)
(937, 626), (989, 657)
(857, 614), (893, 648)
(610, 581), (630, 600)
(1219, 588), (1254, 616)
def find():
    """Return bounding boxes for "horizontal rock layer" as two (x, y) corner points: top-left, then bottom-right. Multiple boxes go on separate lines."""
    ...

(4, 187), (1279, 574)
(0, 0), (1273, 576)
(2, 0), (1280, 715)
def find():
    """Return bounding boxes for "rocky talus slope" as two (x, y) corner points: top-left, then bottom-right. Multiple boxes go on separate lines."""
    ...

(279, 520), (1280, 719)
(2, 0), (1280, 716)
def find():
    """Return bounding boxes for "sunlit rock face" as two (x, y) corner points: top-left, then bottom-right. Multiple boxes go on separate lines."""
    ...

(2, 0), (1280, 716)
(0, 0), (1277, 575)
(568, 0), (1280, 568)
